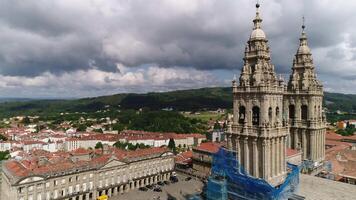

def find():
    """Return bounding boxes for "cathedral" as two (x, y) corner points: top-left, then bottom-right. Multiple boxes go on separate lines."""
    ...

(226, 3), (326, 186)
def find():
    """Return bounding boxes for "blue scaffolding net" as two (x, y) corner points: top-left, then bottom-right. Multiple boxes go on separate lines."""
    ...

(206, 148), (299, 200)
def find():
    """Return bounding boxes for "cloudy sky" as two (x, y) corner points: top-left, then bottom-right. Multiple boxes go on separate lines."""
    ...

(0, 0), (355, 98)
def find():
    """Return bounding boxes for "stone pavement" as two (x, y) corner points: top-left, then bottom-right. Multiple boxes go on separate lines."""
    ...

(109, 173), (204, 200)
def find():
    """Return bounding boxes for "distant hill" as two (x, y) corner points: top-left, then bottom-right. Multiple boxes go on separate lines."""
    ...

(0, 87), (354, 117)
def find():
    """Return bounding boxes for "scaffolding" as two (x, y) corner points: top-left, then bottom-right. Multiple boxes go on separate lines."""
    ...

(206, 148), (300, 200)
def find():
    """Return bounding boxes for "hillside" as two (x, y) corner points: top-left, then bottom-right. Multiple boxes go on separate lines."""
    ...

(0, 87), (354, 118)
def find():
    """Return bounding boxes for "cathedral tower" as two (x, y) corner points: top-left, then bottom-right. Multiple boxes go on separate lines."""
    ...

(227, 3), (288, 186)
(285, 20), (326, 164)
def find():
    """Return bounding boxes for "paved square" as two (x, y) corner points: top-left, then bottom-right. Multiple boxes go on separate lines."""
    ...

(110, 173), (204, 200)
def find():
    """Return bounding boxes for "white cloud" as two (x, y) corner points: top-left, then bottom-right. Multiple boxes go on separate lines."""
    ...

(0, 65), (219, 98)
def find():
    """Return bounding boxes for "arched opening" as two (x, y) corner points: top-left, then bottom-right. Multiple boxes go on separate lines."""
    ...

(301, 105), (308, 120)
(268, 107), (273, 121)
(276, 107), (280, 118)
(239, 106), (246, 124)
(252, 106), (260, 126)
(289, 105), (295, 119)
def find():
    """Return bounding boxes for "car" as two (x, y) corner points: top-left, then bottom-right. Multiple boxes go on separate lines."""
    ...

(146, 185), (154, 189)
(170, 176), (178, 183)
(139, 187), (148, 191)
(185, 177), (192, 181)
(157, 181), (164, 186)
(163, 181), (170, 185)
(153, 187), (162, 192)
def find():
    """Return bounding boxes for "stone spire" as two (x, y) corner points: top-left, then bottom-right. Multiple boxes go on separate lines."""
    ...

(239, 3), (279, 88)
(288, 18), (322, 92)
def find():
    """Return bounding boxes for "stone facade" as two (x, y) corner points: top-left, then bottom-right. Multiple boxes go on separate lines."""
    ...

(1, 148), (174, 200)
(285, 21), (326, 165)
(226, 4), (326, 186)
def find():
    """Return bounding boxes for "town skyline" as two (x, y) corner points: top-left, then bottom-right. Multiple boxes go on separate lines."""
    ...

(0, 0), (355, 98)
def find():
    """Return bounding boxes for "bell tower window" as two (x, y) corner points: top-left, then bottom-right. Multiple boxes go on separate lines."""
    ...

(252, 106), (260, 126)
(239, 106), (246, 124)
(301, 105), (308, 120)
(289, 105), (295, 119)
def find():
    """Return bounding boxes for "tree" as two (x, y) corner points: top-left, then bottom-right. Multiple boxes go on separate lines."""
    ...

(0, 134), (8, 141)
(93, 128), (103, 133)
(77, 124), (87, 132)
(95, 142), (103, 149)
(168, 138), (176, 153)
(22, 116), (31, 125)
(213, 121), (221, 130)
(0, 150), (10, 160)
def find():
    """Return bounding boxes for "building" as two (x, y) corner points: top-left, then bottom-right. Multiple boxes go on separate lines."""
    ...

(285, 17), (326, 165)
(1, 146), (174, 200)
(226, 3), (326, 186)
(192, 142), (220, 178)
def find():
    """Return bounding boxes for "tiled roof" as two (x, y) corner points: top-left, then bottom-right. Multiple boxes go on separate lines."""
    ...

(175, 151), (193, 164)
(3, 146), (170, 183)
(193, 142), (220, 153)
(286, 148), (300, 157)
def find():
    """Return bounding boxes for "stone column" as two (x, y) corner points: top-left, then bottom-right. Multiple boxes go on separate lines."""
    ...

(279, 137), (283, 174)
(108, 188), (112, 197)
(265, 139), (272, 180)
(236, 136), (241, 165)
(252, 138), (258, 177)
(311, 134), (315, 161)
(302, 130), (307, 160)
(113, 186), (118, 196)
(120, 185), (124, 194)
(243, 137), (249, 174)
(125, 183), (130, 192)
(271, 138), (275, 177)
(262, 139), (267, 179)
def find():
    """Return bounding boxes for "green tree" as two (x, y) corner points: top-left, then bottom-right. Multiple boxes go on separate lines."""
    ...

(77, 124), (87, 132)
(0, 150), (10, 160)
(95, 142), (103, 149)
(93, 128), (103, 133)
(168, 138), (176, 153)
(22, 116), (31, 125)
(0, 134), (8, 141)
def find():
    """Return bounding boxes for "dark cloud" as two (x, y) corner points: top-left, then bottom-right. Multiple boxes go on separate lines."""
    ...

(0, 0), (354, 96)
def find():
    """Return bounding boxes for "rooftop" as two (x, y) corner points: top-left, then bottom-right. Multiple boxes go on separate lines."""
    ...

(193, 142), (221, 154)
(297, 174), (356, 200)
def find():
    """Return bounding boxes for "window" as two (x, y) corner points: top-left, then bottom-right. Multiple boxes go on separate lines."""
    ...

(268, 107), (273, 121)
(238, 106), (246, 124)
(61, 179), (65, 184)
(28, 186), (34, 191)
(54, 180), (58, 186)
(276, 107), (280, 118)
(252, 106), (260, 125)
(301, 105), (308, 120)
(18, 187), (24, 194)
(45, 182), (50, 188)
(289, 105), (295, 119)
(69, 177), (73, 182)
(89, 173), (93, 178)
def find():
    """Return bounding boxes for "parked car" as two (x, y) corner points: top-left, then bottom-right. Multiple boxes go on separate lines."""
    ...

(153, 187), (162, 192)
(170, 176), (178, 183)
(146, 185), (154, 189)
(185, 177), (192, 181)
(139, 187), (148, 191)
(157, 181), (164, 186)
(163, 181), (170, 185)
